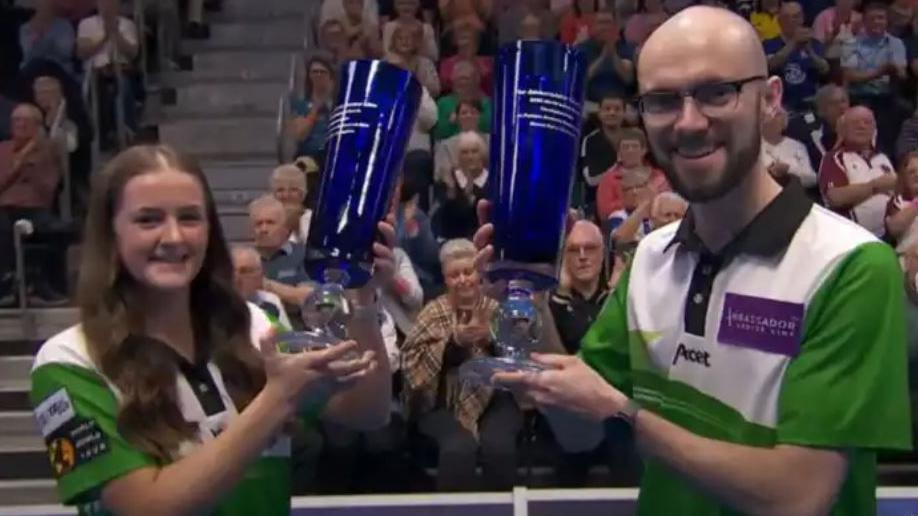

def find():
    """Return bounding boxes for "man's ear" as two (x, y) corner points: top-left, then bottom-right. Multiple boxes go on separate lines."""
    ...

(762, 75), (784, 119)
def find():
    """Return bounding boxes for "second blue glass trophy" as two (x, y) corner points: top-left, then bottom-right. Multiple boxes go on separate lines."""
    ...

(460, 40), (587, 386)
(278, 59), (422, 353)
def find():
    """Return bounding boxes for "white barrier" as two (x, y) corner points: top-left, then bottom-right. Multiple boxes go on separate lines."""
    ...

(5, 487), (918, 516)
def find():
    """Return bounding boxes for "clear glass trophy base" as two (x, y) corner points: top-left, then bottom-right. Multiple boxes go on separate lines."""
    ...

(303, 251), (373, 289)
(459, 356), (546, 389)
(275, 329), (340, 353)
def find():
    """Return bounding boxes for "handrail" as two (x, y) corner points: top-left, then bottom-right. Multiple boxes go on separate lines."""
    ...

(13, 219), (36, 339)
(288, 52), (298, 98)
(275, 94), (287, 164)
(48, 101), (73, 222)
(276, 53), (301, 164)
(83, 71), (100, 170)
(134, 0), (149, 92)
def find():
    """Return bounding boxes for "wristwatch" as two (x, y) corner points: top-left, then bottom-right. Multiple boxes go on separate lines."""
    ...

(614, 397), (641, 427)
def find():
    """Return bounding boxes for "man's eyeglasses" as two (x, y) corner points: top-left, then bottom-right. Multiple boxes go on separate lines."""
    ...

(637, 76), (766, 124)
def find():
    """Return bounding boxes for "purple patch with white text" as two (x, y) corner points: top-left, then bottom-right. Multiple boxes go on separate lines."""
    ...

(717, 293), (804, 356)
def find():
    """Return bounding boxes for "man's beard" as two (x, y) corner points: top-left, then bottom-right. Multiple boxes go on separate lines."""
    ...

(649, 123), (762, 204)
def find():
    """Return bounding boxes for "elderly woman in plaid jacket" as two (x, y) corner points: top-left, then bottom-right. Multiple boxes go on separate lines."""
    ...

(401, 238), (523, 492)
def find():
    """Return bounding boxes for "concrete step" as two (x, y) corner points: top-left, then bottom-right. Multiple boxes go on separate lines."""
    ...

(0, 379), (30, 411)
(190, 50), (291, 81)
(0, 357), (33, 387)
(186, 20), (304, 51)
(0, 411), (37, 440)
(0, 479), (59, 506)
(159, 116), (277, 157)
(202, 159), (274, 189)
(0, 310), (78, 343)
(213, 189), (265, 213)
(219, 0), (305, 19)
(0, 439), (50, 481)
(165, 80), (286, 119)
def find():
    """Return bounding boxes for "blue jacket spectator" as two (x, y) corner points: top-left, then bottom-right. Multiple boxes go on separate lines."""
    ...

(18, 0), (75, 76)
(576, 9), (636, 103)
(763, 2), (829, 112)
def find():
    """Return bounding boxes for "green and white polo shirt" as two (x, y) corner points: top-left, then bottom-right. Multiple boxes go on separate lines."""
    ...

(30, 302), (293, 516)
(581, 182), (912, 516)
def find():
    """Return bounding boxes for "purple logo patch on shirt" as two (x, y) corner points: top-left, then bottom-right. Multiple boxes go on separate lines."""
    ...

(717, 293), (804, 357)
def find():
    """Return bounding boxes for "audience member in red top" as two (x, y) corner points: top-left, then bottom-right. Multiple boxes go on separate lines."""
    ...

(595, 127), (669, 223)
(439, 0), (492, 34)
(560, 0), (600, 44)
(0, 103), (65, 306)
(886, 151), (918, 252)
(439, 20), (493, 95)
(819, 106), (898, 237)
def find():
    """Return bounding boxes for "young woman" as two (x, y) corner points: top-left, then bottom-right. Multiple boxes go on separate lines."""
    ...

(288, 55), (336, 162)
(30, 145), (394, 515)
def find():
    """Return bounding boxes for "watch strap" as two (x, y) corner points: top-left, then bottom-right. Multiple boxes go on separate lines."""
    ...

(615, 397), (641, 426)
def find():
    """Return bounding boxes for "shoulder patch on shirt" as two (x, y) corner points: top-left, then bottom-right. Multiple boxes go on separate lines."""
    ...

(35, 388), (76, 438)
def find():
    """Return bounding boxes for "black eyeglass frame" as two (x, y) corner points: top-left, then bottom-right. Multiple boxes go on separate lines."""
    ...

(636, 75), (768, 118)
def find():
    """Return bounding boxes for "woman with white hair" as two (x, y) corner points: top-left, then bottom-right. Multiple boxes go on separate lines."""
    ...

(402, 238), (522, 492)
(269, 164), (311, 244)
(433, 131), (488, 239)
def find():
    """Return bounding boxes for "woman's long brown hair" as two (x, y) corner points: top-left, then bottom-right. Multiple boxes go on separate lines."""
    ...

(78, 145), (266, 463)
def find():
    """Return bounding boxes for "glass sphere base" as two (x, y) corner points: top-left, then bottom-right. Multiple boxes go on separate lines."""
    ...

(459, 356), (546, 389)
(303, 252), (372, 289)
(275, 330), (341, 353)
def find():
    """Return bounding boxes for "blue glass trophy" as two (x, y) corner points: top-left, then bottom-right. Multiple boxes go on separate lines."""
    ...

(460, 40), (587, 385)
(278, 59), (422, 353)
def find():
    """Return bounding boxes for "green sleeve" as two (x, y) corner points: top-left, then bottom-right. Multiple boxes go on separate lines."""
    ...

(433, 97), (457, 140)
(777, 242), (912, 450)
(31, 363), (156, 506)
(578, 265), (634, 397)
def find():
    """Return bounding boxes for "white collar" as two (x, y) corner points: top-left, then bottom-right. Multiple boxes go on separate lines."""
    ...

(454, 168), (488, 189)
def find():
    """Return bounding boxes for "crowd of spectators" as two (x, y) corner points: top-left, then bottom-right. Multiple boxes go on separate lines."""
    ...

(7, 0), (918, 495)
(0, 0), (222, 306)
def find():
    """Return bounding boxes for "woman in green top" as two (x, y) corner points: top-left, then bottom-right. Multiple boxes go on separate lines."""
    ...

(30, 144), (394, 515)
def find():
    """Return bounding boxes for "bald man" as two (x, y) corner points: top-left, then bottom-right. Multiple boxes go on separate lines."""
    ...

(819, 105), (897, 238)
(493, 6), (910, 515)
(551, 220), (607, 355)
(763, 1), (829, 111)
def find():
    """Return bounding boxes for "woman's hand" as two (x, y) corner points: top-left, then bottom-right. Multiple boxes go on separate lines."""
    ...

(259, 331), (378, 416)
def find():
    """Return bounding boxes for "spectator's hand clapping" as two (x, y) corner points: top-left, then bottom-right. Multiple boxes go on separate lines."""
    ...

(453, 307), (491, 348)
(768, 160), (790, 179)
